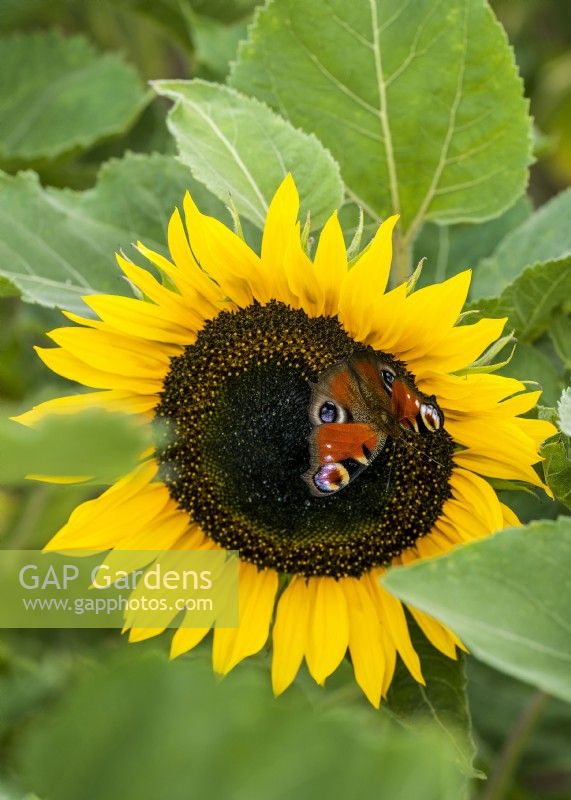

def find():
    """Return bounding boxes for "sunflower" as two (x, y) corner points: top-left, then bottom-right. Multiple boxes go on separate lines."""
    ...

(15, 176), (555, 708)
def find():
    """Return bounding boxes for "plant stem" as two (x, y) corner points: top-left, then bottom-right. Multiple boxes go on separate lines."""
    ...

(393, 229), (412, 284)
(481, 689), (548, 800)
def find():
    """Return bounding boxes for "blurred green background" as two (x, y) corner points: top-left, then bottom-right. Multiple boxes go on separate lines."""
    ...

(0, 2), (569, 799)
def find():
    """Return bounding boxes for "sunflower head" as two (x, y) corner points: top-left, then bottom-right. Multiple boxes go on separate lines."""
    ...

(15, 175), (556, 708)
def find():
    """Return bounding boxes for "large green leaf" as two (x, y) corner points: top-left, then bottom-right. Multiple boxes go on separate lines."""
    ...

(383, 518), (571, 703)
(0, 153), (233, 313)
(0, 31), (149, 165)
(384, 620), (477, 777)
(230, 0), (531, 239)
(471, 257), (571, 341)
(18, 652), (466, 800)
(154, 80), (344, 230)
(0, 409), (150, 485)
(471, 187), (571, 300)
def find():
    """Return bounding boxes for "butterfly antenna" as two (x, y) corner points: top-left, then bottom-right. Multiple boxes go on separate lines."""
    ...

(384, 439), (396, 493)
(399, 434), (446, 470)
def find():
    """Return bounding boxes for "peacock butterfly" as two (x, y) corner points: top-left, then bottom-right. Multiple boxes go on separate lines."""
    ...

(303, 350), (444, 496)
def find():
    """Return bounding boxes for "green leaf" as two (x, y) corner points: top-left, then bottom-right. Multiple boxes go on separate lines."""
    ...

(383, 518), (571, 703)
(125, 0), (257, 32)
(188, 0), (258, 22)
(0, 32), (149, 165)
(471, 187), (571, 301)
(498, 341), (564, 407)
(0, 409), (150, 485)
(230, 0), (531, 238)
(18, 652), (466, 800)
(191, 14), (250, 80)
(384, 619), (478, 777)
(542, 436), (571, 509)
(0, 649), (72, 738)
(470, 257), (571, 341)
(413, 195), (532, 288)
(549, 312), (571, 369)
(0, 275), (20, 297)
(0, 153), (234, 313)
(154, 80), (344, 230)
(497, 486), (567, 528)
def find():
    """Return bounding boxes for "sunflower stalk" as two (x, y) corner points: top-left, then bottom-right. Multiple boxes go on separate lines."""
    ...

(481, 690), (548, 800)
(393, 229), (413, 284)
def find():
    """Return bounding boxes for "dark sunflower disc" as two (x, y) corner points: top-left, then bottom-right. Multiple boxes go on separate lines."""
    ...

(154, 301), (454, 578)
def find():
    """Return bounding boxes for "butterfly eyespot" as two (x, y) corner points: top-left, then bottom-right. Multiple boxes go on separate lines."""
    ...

(313, 463), (350, 494)
(380, 368), (396, 392)
(420, 402), (443, 432)
(319, 400), (347, 423)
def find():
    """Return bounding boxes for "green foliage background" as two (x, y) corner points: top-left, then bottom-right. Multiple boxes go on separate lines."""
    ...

(0, 1), (569, 799)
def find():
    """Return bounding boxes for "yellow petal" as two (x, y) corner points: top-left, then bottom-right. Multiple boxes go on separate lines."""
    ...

(407, 606), (461, 659)
(261, 174), (300, 306)
(170, 627), (210, 659)
(305, 576), (349, 685)
(136, 236), (223, 316)
(379, 620), (397, 697)
(26, 473), (91, 484)
(370, 576), (424, 684)
(128, 628), (165, 642)
(454, 450), (546, 488)
(46, 327), (173, 379)
(212, 562), (278, 675)
(117, 255), (208, 329)
(419, 371), (525, 409)
(409, 318), (507, 376)
(283, 224), (321, 313)
(500, 502), (521, 527)
(183, 194), (266, 307)
(84, 295), (194, 345)
(271, 576), (310, 696)
(12, 391), (157, 427)
(449, 468), (504, 532)
(167, 206), (230, 311)
(43, 461), (165, 552)
(342, 577), (385, 708)
(374, 271), (472, 357)
(515, 416), (558, 446)
(338, 214), (399, 341)
(35, 346), (162, 395)
(313, 211), (348, 316)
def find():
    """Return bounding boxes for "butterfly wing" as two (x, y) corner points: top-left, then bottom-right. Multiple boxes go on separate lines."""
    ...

(303, 422), (385, 496)
(391, 379), (422, 431)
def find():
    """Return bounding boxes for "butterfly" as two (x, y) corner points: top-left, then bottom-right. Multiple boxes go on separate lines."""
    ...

(302, 350), (444, 497)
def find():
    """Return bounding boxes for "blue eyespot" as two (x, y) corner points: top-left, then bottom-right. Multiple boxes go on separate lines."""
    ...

(319, 401), (337, 423)
(381, 369), (395, 392)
